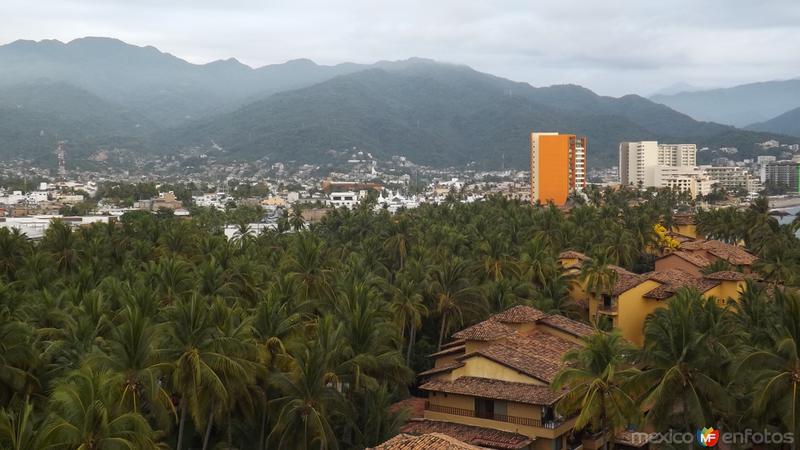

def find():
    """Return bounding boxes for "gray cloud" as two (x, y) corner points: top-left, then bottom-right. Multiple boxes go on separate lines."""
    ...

(1, 0), (798, 96)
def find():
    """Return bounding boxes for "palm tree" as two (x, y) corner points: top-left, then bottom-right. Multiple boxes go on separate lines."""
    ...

(47, 366), (163, 449)
(634, 289), (736, 430)
(553, 331), (640, 435)
(86, 306), (174, 427)
(429, 258), (487, 349)
(268, 343), (346, 450)
(389, 279), (428, 365)
(0, 398), (54, 450)
(579, 249), (618, 299)
(164, 295), (252, 450)
(737, 289), (800, 436)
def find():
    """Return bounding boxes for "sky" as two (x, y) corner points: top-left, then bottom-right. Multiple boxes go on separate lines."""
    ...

(1, 0), (799, 96)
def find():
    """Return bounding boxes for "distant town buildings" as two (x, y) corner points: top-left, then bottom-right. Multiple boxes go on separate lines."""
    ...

(765, 160), (800, 193)
(619, 141), (696, 187)
(529, 132), (586, 206)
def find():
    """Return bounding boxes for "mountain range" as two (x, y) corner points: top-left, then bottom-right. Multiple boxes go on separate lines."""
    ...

(0, 37), (795, 169)
(650, 79), (800, 130)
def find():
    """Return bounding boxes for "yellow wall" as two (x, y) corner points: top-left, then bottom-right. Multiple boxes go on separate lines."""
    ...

(451, 356), (544, 385)
(616, 280), (663, 346)
(672, 223), (698, 239)
(703, 280), (745, 306)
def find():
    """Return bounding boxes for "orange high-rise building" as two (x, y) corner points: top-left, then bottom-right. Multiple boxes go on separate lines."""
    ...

(529, 132), (587, 206)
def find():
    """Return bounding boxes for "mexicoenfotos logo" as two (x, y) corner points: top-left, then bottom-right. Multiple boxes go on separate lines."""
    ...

(697, 427), (720, 447)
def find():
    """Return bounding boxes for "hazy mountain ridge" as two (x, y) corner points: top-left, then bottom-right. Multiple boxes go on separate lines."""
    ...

(0, 37), (793, 168)
(164, 65), (789, 168)
(747, 107), (800, 137)
(650, 79), (800, 127)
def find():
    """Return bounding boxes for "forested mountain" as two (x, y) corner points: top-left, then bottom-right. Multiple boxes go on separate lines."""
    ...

(0, 82), (151, 160)
(651, 79), (800, 127)
(165, 63), (789, 168)
(747, 106), (800, 137)
(0, 37), (793, 168)
(0, 37), (366, 126)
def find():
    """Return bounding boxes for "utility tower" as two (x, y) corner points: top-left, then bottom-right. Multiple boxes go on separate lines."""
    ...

(56, 141), (66, 181)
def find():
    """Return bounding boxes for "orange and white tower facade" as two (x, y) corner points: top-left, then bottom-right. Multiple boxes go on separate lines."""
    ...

(529, 132), (587, 206)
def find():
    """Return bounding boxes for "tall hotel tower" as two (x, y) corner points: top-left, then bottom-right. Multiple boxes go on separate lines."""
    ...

(529, 132), (587, 206)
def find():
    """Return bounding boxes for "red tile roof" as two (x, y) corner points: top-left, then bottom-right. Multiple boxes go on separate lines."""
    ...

(611, 266), (647, 296)
(667, 250), (711, 268)
(491, 305), (547, 324)
(451, 320), (514, 341)
(704, 271), (749, 281)
(461, 334), (567, 383)
(641, 269), (720, 300)
(420, 376), (565, 405)
(418, 362), (465, 377)
(370, 432), (482, 450)
(537, 314), (595, 337)
(681, 239), (757, 266)
(429, 345), (466, 358)
(400, 419), (534, 450)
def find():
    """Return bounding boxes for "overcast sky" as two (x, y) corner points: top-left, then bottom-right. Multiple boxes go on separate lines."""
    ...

(1, 0), (799, 96)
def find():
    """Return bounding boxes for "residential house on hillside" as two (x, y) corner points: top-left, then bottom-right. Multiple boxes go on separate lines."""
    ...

(559, 251), (750, 345)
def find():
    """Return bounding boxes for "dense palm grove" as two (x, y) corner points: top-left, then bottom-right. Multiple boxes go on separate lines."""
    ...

(0, 188), (799, 449)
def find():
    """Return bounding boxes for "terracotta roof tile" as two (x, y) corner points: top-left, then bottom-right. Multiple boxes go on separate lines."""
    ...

(418, 362), (465, 377)
(451, 320), (514, 341)
(537, 314), (595, 337)
(611, 266), (647, 296)
(704, 271), (749, 281)
(429, 345), (465, 358)
(400, 419), (534, 450)
(420, 376), (565, 406)
(681, 239), (757, 266)
(462, 332), (574, 383)
(667, 250), (711, 268)
(491, 305), (547, 324)
(370, 432), (482, 450)
(641, 269), (720, 300)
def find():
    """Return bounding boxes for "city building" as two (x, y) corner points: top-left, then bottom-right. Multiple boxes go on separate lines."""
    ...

(700, 166), (761, 193)
(619, 141), (697, 186)
(644, 166), (713, 199)
(765, 161), (800, 193)
(529, 132), (586, 206)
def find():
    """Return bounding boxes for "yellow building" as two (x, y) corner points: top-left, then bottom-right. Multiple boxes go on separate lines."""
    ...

(408, 306), (594, 450)
(559, 251), (750, 346)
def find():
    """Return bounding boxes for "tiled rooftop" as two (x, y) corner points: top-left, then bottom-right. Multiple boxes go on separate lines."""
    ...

(369, 432), (481, 450)
(491, 305), (548, 324)
(681, 239), (757, 266)
(704, 270), (749, 281)
(537, 314), (595, 337)
(641, 269), (720, 300)
(451, 319), (514, 341)
(418, 362), (465, 377)
(400, 419), (534, 450)
(668, 250), (711, 267)
(420, 376), (565, 406)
